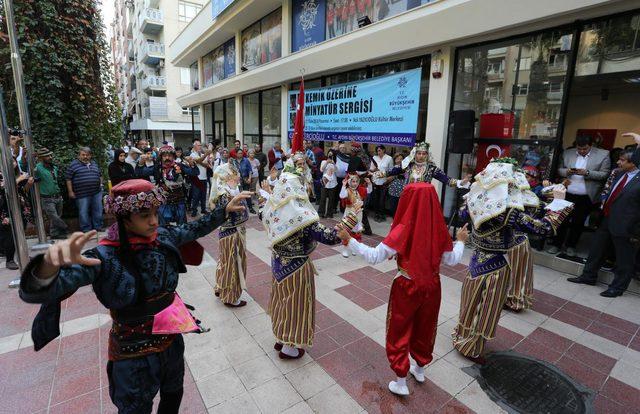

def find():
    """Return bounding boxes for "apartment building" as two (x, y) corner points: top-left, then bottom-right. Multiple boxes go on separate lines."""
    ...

(111, 0), (206, 148)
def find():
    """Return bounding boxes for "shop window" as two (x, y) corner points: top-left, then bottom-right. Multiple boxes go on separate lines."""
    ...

(180, 68), (190, 85)
(189, 62), (199, 91)
(452, 29), (574, 143)
(225, 98), (236, 144)
(242, 88), (281, 149)
(241, 9), (282, 70)
(576, 13), (640, 76)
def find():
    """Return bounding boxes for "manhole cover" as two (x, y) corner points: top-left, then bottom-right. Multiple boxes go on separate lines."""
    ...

(463, 351), (595, 414)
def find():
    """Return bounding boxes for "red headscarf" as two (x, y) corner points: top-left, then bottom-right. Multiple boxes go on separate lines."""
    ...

(383, 183), (453, 287)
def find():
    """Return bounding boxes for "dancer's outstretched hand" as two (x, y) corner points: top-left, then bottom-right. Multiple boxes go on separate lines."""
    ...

(38, 231), (101, 279)
(456, 223), (470, 243)
(622, 132), (640, 146)
(226, 191), (252, 214)
(336, 226), (351, 242)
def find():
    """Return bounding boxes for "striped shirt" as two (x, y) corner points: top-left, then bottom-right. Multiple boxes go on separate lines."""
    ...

(66, 159), (102, 198)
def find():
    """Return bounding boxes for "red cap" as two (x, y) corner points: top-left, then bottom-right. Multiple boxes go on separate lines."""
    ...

(351, 142), (361, 149)
(111, 179), (155, 196)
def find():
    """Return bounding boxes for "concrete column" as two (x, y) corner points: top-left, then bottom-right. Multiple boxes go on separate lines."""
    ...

(425, 46), (455, 195)
(235, 94), (243, 144)
(281, 0), (292, 57)
(281, 84), (289, 152)
(199, 104), (206, 142)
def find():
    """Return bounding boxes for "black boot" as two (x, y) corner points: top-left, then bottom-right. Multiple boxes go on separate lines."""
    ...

(157, 389), (183, 414)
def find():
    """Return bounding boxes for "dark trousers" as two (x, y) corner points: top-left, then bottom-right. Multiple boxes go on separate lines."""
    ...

(242, 180), (254, 209)
(0, 225), (15, 262)
(318, 186), (337, 217)
(107, 335), (184, 414)
(581, 217), (640, 293)
(388, 195), (400, 218)
(190, 181), (207, 214)
(370, 185), (387, 218)
(553, 193), (593, 248)
(331, 185), (342, 213)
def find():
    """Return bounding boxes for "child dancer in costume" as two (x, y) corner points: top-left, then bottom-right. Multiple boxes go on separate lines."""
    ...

(19, 179), (249, 414)
(453, 159), (573, 359)
(259, 153), (349, 359)
(339, 172), (372, 258)
(338, 183), (467, 396)
(209, 163), (249, 307)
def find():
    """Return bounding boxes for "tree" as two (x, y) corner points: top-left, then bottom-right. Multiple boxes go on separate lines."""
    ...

(0, 0), (122, 185)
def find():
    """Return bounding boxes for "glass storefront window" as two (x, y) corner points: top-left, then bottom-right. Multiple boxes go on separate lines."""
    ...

(576, 14), (640, 76)
(203, 103), (213, 143)
(225, 98), (236, 144)
(242, 9), (282, 70)
(453, 29), (574, 141)
(243, 93), (260, 145)
(242, 89), (281, 148)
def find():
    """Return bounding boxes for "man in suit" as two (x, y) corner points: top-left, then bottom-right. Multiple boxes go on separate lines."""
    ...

(568, 148), (640, 297)
(548, 135), (610, 256)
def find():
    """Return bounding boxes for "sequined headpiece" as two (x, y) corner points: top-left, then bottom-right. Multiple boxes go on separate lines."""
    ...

(104, 179), (166, 216)
(414, 141), (430, 152)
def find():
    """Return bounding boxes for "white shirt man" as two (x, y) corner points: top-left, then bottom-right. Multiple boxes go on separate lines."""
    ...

(567, 151), (589, 196)
(371, 147), (394, 186)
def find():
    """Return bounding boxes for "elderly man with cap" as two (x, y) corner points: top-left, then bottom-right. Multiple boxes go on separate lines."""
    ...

(18, 179), (251, 414)
(568, 133), (640, 298)
(34, 147), (69, 239)
(125, 147), (142, 170)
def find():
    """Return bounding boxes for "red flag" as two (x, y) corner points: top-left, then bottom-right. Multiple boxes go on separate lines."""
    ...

(291, 77), (304, 153)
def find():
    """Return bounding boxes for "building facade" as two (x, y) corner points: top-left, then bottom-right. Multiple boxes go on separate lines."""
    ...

(111, 0), (207, 149)
(168, 0), (640, 217)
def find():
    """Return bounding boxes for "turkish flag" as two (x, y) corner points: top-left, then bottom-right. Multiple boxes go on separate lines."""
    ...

(475, 143), (511, 174)
(291, 77), (304, 154)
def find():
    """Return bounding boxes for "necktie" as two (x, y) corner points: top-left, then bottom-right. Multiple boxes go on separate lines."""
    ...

(603, 174), (628, 216)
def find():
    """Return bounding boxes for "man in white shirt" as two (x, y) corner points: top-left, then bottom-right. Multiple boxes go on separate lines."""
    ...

(370, 145), (394, 222)
(550, 135), (610, 256)
(189, 139), (211, 216)
(569, 145), (640, 297)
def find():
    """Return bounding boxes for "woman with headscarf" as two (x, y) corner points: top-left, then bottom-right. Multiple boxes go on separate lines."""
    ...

(108, 149), (135, 186)
(452, 159), (573, 359)
(337, 183), (467, 396)
(209, 163), (249, 307)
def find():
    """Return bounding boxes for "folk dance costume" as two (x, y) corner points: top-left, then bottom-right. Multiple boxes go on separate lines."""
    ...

(209, 163), (249, 307)
(452, 160), (573, 358)
(19, 180), (233, 414)
(135, 145), (198, 225)
(339, 172), (372, 258)
(346, 183), (464, 396)
(387, 142), (468, 188)
(259, 155), (346, 359)
(504, 182), (544, 311)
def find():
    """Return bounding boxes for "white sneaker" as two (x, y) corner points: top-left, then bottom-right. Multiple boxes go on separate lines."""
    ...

(409, 365), (425, 383)
(342, 250), (350, 258)
(388, 380), (410, 396)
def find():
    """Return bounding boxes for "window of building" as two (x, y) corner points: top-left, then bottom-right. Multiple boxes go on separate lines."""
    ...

(241, 9), (282, 70)
(243, 88), (281, 149)
(182, 107), (199, 115)
(178, 1), (202, 23)
(517, 84), (529, 95)
(189, 62), (199, 91)
(180, 67), (190, 85)
(202, 38), (235, 87)
(204, 98), (236, 147)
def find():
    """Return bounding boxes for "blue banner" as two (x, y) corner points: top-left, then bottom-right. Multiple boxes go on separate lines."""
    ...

(288, 68), (422, 146)
(223, 38), (236, 78)
(292, 0), (326, 52)
(212, 0), (236, 20)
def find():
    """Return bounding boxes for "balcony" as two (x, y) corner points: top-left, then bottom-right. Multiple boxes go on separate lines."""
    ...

(487, 71), (505, 82)
(142, 96), (168, 120)
(139, 8), (163, 35)
(127, 40), (134, 59)
(142, 75), (166, 92)
(140, 42), (165, 66)
(131, 89), (137, 101)
(547, 91), (563, 101)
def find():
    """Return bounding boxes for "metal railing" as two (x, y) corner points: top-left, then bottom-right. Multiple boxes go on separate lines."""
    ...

(142, 75), (166, 90)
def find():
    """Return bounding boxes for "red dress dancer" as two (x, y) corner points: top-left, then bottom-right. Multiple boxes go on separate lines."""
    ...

(338, 183), (467, 395)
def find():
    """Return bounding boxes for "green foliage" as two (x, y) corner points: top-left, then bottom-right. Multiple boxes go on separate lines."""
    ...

(0, 0), (123, 187)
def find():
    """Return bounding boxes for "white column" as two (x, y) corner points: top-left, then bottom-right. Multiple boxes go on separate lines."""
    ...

(281, 84), (289, 152)
(235, 95), (243, 145)
(425, 46), (455, 195)
(281, 0), (292, 57)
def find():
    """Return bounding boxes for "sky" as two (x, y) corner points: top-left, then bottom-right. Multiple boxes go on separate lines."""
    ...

(99, 0), (115, 40)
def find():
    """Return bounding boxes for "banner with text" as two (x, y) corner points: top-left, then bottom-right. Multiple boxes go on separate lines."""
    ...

(288, 68), (422, 146)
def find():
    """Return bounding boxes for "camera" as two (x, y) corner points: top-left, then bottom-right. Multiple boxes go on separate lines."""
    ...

(8, 127), (24, 138)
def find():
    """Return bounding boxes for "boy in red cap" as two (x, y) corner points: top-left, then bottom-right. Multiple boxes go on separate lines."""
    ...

(337, 183), (468, 396)
(19, 179), (250, 413)
(339, 172), (372, 257)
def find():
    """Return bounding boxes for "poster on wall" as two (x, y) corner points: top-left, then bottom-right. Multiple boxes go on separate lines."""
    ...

(260, 9), (282, 65)
(292, 0), (326, 52)
(202, 54), (214, 87)
(241, 21), (262, 68)
(325, 0), (433, 39)
(288, 68), (422, 146)
(224, 38), (236, 78)
(212, 45), (225, 84)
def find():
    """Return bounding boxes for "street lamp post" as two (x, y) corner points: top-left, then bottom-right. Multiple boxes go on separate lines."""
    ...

(3, 0), (48, 246)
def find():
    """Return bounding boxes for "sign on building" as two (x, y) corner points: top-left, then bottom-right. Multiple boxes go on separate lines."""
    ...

(292, 0), (326, 52)
(212, 0), (236, 20)
(288, 68), (422, 146)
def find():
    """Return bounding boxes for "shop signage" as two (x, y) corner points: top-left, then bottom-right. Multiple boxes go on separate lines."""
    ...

(288, 68), (422, 146)
(292, 0), (326, 52)
(212, 0), (236, 20)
